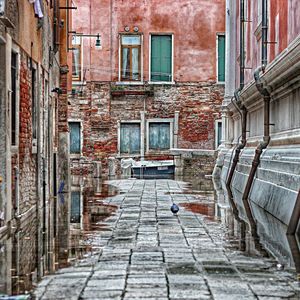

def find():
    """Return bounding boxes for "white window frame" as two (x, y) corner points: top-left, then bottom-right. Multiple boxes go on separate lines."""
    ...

(118, 33), (144, 84)
(216, 33), (225, 84)
(72, 35), (84, 85)
(117, 120), (142, 157)
(10, 44), (20, 152)
(68, 119), (83, 157)
(146, 118), (174, 152)
(149, 33), (174, 85)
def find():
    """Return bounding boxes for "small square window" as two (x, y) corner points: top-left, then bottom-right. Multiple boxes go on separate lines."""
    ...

(149, 123), (170, 150)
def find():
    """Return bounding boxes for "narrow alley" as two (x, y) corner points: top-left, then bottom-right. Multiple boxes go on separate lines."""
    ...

(0, 0), (300, 299)
(33, 178), (300, 300)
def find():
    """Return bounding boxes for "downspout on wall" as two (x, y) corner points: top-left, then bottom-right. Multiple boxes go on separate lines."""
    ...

(241, 0), (270, 237)
(225, 0), (247, 221)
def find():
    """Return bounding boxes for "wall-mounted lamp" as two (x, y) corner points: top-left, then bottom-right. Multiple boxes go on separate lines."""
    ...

(95, 34), (101, 49)
(68, 32), (102, 51)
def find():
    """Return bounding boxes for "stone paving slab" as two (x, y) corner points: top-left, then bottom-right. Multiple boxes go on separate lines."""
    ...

(33, 179), (300, 300)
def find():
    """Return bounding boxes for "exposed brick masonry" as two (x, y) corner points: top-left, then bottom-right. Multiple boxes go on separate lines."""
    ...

(69, 82), (224, 175)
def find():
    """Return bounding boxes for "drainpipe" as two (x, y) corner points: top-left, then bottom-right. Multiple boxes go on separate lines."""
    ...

(225, 0), (247, 220)
(239, 0), (245, 90)
(226, 90), (247, 189)
(241, 0), (271, 236)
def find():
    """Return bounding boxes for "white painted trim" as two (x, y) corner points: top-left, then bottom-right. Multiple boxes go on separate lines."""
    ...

(118, 33), (143, 83)
(115, 81), (145, 86)
(216, 33), (225, 84)
(149, 33), (174, 83)
(68, 119), (83, 157)
(148, 81), (175, 85)
(71, 35), (84, 83)
(146, 118), (174, 152)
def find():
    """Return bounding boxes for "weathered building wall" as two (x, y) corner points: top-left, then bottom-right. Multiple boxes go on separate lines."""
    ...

(215, 0), (300, 229)
(70, 0), (225, 176)
(72, 0), (225, 82)
(0, 0), (71, 295)
(69, 82), (224, 176)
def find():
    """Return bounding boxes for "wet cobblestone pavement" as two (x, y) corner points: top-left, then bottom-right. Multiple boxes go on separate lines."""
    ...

(33, 179), (300, 300)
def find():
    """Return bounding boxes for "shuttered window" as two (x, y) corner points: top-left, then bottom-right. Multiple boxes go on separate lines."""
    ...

(149, 123), (170, 150)
(151, 35), (172, 82)
(120, 123), (141, 154)
(70, 191), (80, 223)
(217, 35), (225, 82)
(69, 122), (81, 154)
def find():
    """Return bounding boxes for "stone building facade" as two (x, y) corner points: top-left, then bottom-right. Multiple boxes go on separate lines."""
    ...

(69, 0), (225, 177)
(0, 0), (71, 295)
(214, 0), (300, 254)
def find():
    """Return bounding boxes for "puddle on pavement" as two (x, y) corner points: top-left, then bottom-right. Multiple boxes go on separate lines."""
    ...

(1, 175), (299, 297)
(180, 202), (216, 221)
(68, 179), (119, 265)
(0, 177), (121, 296)
(174, 177), (299, 274)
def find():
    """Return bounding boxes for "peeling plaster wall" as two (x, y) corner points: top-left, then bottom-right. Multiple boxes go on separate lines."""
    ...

(72, 0), (226, 82)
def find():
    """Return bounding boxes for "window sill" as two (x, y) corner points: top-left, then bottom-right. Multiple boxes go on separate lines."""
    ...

(217, 81), (225, 85)
(148, 81), (175, 85)
(72, 81), (86, 86)
(70, 154), (82, 159)
(146, 149), (172, 154)
(115, 81), (145, 86)
(116, 154), (141, 159)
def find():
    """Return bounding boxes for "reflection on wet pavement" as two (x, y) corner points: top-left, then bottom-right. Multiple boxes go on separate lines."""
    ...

(1, 176), (300, 298)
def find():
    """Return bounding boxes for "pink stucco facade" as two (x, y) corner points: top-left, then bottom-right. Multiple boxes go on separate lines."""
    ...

(72, 0), (226, 83)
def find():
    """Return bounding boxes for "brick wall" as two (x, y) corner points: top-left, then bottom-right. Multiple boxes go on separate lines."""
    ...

(69, 82), (224, 175)
(18, 51), (38, 215)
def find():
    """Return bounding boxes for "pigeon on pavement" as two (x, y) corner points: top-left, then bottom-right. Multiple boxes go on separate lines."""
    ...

(171, 203), (179, 215)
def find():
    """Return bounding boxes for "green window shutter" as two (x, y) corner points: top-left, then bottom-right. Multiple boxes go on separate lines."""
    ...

(151, 35), (172, 82)
(218, 35), (225, 82)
